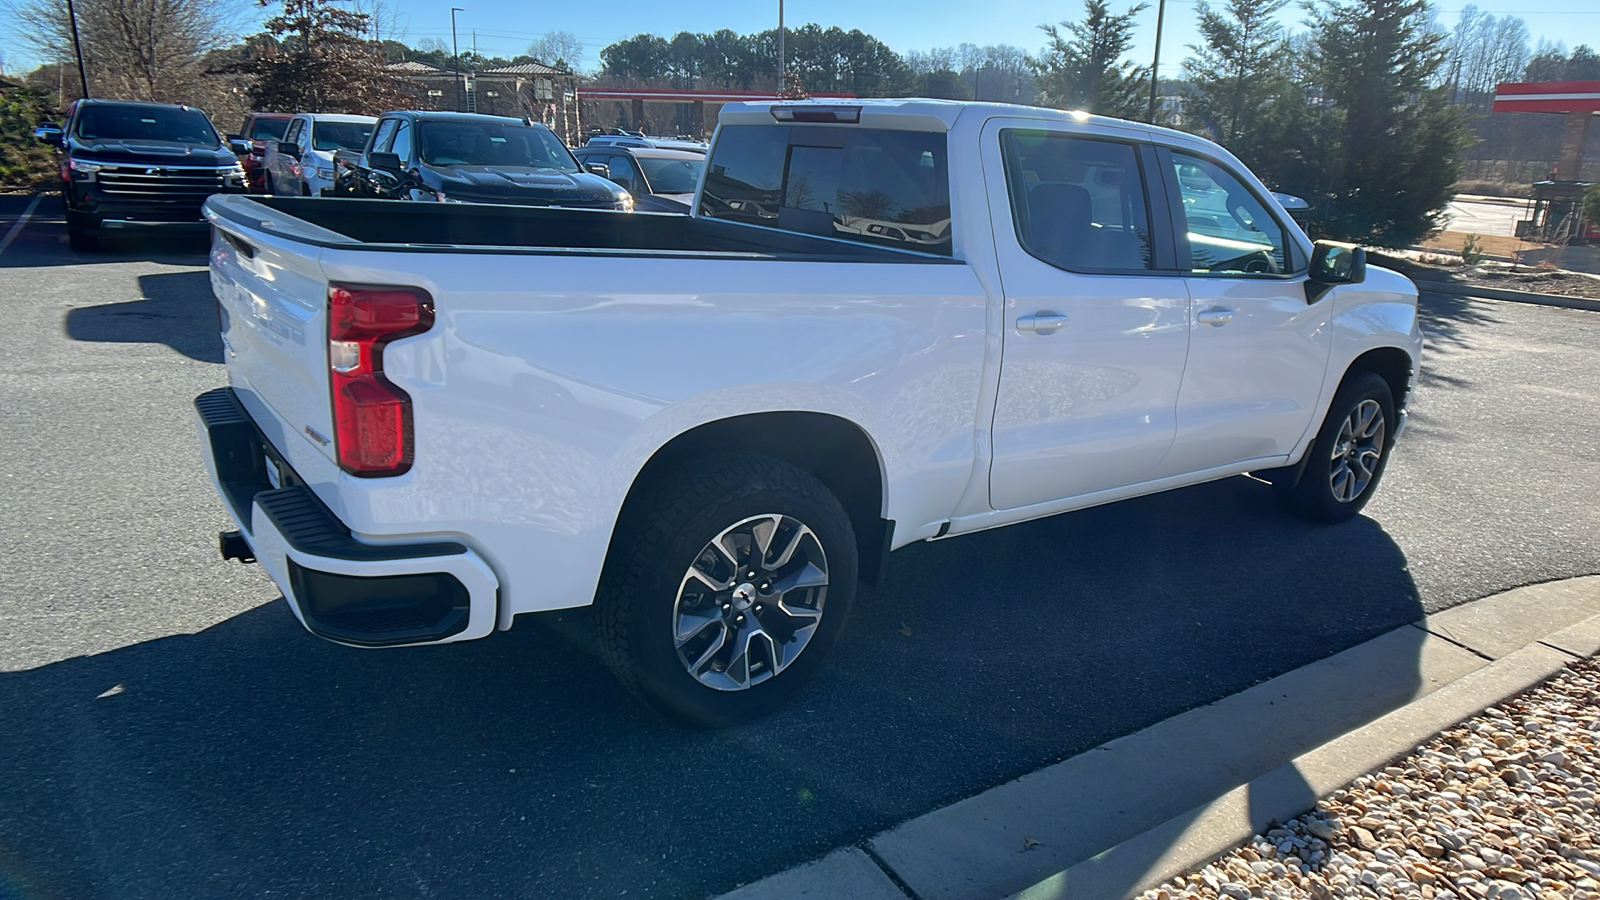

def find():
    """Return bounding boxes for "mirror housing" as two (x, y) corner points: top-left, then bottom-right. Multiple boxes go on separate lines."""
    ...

(367, 151), (403, 174)
(277, 141), (300, 158)
(34, 122), (63, 146)
(1305, 241), (1366, 304)
(585, 161), (610, 179)
(229, 138), (251, 155)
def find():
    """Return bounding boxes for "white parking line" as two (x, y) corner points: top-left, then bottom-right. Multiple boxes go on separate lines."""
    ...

(0, 193), (44, 257)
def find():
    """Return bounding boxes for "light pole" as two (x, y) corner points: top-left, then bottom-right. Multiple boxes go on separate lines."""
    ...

(450, 7), (464, 113)
(1146, 0), (1166, 124)
(65, 0), (89, 98)
(777, 0), (785, 93)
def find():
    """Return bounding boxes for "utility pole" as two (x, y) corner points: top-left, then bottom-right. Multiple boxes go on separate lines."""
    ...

(1146, 0), (1166, 124)
(65, 0), (90, 98)
(778, 0), (785, 93)
(451, 7), (464, 113)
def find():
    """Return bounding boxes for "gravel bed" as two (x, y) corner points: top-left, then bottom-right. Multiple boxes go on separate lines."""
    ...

(1140, 657), (1600, 900)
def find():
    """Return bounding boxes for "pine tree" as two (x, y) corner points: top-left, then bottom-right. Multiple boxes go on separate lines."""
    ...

(1301, 0), (1474, 245)
(1030, 0), (1151, 119)
(1181, 0), (1291, 153)
(243, 0), (412, 115)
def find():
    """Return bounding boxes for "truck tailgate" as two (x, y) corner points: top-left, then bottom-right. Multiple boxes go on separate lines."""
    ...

(206, 196), (339, 464)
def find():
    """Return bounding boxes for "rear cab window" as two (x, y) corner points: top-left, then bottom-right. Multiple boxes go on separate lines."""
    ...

(699, 124), (952, 256)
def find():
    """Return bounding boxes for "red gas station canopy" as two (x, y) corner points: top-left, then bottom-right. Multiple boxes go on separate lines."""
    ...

(1492, 80), (1600, 114)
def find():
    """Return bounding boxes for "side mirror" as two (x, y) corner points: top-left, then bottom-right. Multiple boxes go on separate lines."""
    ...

(277, 141), (300, 158)
(368, 151), (403, 174)
(34, 122), (63, 146)
(1305, 241), (1366, 304)
(229, 138), (251, 155)
(585, 162), (610, 179)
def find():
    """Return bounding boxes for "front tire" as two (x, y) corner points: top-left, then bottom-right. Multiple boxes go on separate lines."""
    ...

(1277, 371), (1395, 523)
(597, 455), (858, 727)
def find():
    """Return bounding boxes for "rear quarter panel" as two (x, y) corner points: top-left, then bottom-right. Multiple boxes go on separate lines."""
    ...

(311, 247), (991, 621)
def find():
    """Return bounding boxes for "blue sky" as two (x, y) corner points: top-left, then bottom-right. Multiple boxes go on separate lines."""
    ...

(5, 0), (1599, 79)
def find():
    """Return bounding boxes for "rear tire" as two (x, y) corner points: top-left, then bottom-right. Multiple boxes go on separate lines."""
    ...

(1276, 371), (1396, 523)
(66, 211), (98, 252)
(597, 455), (857, 727)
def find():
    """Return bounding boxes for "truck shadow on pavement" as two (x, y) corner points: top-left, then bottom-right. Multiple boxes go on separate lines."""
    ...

(64, 271), (223, 363)
(0, 478), (1425, 900)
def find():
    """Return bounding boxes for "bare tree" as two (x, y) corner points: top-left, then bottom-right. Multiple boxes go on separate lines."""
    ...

(526, 30), (584, 71)
(8, 0), (241, 101)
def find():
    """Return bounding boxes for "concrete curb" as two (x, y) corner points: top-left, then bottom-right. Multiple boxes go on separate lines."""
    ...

(1413, 278), (1600, 312)
(713, 576), (1600, 900)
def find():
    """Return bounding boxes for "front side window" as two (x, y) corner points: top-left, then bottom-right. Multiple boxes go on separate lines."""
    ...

(369, 119), (399, 154)
(75, 105), (219, 145)
(390, 123), (413, 166)
(249, 118), (289, 141)
(638, 157), (703, 194)
(700, 124), (952, 255)
(283, 119), (304, 144)
(313, 121), (373, 152)
(1001, 130), (1154, 272)
(606, 155), (640, 194)
(1170, 151), (1288, 275)
(418, 121), (578, 172)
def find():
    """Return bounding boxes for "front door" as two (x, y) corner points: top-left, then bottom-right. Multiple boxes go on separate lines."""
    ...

(1153, 147), (1333, 476)
(984, 122), (1192, 510)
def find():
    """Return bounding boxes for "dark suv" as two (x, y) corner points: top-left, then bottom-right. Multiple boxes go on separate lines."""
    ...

(35, 99), (248, 251)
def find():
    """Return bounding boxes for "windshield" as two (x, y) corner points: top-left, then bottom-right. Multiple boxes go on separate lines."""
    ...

(419, 121), (577, 171)
(248, 118), (289, 140)
(313, 121), (374, 152)
(76, 105), (219, 145)
(639, 157), (703, 194)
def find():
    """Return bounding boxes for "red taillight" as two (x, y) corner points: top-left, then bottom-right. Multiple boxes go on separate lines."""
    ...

(328, 284), (434, 477)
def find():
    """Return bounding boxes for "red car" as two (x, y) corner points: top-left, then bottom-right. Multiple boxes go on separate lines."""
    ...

(230, 112), (293, 194)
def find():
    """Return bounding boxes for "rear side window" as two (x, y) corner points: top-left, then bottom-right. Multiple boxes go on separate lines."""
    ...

(1001, 130), (1155, 273)
(700, 125), (952, 256)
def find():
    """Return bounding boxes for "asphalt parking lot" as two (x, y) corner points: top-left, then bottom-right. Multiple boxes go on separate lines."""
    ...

(1, 192), (1598, 899)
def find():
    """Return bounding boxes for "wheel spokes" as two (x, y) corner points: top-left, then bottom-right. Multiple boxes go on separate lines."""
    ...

(672, 513), (829, 692)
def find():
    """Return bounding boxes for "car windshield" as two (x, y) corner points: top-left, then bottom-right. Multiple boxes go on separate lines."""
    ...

(248, 118), (289, 140)
(639, 157), (703, 194)
(419, 121), (577, 171)
(313, 121), (374, 152)
(76, 105), (219, 144)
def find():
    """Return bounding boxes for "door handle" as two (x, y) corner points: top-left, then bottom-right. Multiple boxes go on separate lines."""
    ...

(1017, 312), (1068, 334)
(1196, 306), (1234, 326)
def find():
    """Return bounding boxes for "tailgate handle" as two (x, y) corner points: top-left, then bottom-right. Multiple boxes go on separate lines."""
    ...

(221, 230), (257, 259)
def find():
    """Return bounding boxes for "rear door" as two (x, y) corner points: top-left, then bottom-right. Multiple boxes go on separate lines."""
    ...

(982, 120), (1192, 510)
(1150, 146), (1330, 476)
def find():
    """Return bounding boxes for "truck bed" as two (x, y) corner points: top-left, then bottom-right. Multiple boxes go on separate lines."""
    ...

(209, 196), (958, 263)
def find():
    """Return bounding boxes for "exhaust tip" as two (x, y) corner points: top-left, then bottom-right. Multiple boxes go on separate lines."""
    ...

(219, 530), (257, 564)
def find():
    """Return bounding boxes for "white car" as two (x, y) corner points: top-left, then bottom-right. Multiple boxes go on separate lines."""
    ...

(200, 99), (1421, 726)
(262, 113), (376, 197)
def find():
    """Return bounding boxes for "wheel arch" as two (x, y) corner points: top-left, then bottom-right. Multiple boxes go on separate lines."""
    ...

(617, 411), (893, 587)
(1347, 345), (1414, 412)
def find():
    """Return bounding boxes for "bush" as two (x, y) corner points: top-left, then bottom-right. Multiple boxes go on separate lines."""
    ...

(0, 79), (58, 190)
(1461, 233), (1485, 266)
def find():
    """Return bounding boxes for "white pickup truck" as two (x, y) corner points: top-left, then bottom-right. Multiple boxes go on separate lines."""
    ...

(198, 99), (1421, 725)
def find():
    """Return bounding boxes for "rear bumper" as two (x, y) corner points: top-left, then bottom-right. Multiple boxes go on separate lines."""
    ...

(194, 387), (499, 647)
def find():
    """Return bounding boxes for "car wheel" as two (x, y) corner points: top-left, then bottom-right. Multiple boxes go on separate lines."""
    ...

(1276, 371), (1395, 523)
(66, 210), (99, 252)
(597, 455), (857, 727)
